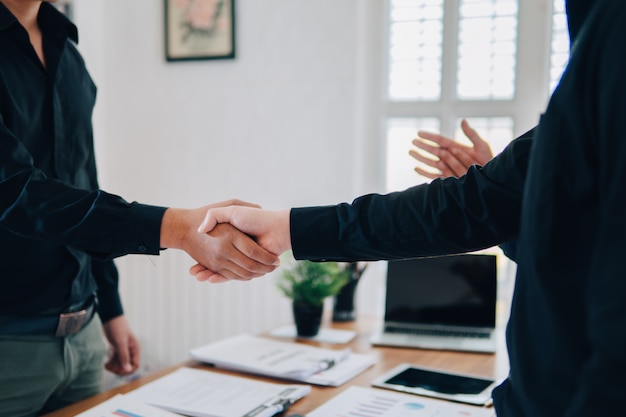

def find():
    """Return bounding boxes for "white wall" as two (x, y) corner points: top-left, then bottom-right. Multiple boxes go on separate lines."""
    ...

(74, 0), (387, 374)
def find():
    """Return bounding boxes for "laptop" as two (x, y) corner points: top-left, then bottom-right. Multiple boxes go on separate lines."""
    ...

(370, 254), (498, 353)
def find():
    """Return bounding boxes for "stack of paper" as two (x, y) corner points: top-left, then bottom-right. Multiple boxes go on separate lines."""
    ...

(190, 334), (376, 386)
(125, 367), (310, 417)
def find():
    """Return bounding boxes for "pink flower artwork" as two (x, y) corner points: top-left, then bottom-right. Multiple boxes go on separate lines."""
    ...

(174, 0), (225, 41)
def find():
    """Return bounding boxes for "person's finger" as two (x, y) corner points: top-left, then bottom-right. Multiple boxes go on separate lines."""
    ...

(190, 263), (242, 283)
(412, 138), (442, 157)
(192, 265), (230, 283)
(189, 263), (208, 275)
(115, 340), (132, 374)
(208, 275), (231, 283)
(207, 225), (279, 273)
(206, 258), (263, 281)
(460, 119), (493, 164)
(409, 149), (440, 169)
(190, 252), (258, 281)
(189, 222), (278, 281)
(231, 232), (281, 269)
(450, 147), (479, 169)
(197, 207), (229, 233)
(129, 335), (140, 372)
(461, 119), (486, 150)
(460, 119), (483, 145)
(417, 130), (458, 148)
(438, 149), (466, 178)
(104, 354), (117, 373)
(414, 165), (442, 180)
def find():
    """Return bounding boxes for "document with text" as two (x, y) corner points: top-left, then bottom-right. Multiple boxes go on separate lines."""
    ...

(75, 394), (181, 417)
(125, 367), (310, 417)
(189, 334), (376, 386)
(307, 386), (496, 417)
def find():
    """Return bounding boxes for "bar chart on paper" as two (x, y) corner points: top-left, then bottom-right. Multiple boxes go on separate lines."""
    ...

(74, 394), (181, 417)
(306, 386), (495, 417)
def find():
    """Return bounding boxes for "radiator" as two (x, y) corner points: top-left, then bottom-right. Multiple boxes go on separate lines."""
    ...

(114, 250), (292, 371)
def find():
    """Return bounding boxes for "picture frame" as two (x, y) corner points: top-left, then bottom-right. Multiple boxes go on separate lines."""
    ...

(164, 0), (236, 62)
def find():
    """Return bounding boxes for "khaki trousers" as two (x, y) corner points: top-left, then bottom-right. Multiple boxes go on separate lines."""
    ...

(0, 315), (107, 417)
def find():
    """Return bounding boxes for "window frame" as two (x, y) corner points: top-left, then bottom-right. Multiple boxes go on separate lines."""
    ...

(382, 0), (554, 142)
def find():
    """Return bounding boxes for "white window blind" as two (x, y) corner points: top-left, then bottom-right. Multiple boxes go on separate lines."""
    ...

(456, 0), (518, 100)
(383, 0), (563, 193)
(388, 0), (444, 101)
(549, 0), (568, 93)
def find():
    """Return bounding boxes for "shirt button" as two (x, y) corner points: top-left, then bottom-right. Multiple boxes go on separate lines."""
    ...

(138, 245), (147, 252)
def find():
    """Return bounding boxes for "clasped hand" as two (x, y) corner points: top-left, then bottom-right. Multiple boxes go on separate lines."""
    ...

(160, 199), (282, 283)
(190, 206), (292, 283)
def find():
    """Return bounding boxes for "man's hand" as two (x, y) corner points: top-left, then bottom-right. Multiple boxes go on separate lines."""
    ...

(160, 199), (281, 282)
(102, 315), (140, 376)
(410, 119), (494, 179)
(191, 207), (292, 283)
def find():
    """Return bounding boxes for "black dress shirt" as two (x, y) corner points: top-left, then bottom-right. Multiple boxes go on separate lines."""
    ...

(291, 1), (626, 415)
(0, 4), (166, 321)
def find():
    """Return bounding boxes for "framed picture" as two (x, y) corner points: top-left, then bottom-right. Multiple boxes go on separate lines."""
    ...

(165, 0), (236, 62)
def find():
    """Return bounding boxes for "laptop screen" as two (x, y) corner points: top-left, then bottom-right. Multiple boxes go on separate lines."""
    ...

(385, 254), (497, 329)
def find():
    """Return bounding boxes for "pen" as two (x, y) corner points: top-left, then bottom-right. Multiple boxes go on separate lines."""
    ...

(316, 358), (336, 372)
(261, 398), (295, 417)
(283, 358), (337, 379)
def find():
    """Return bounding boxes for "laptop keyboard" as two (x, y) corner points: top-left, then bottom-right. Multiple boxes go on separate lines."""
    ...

(384, 326), (491, 339)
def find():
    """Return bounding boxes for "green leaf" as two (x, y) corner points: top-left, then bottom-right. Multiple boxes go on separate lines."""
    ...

(276, 254), (350, 306)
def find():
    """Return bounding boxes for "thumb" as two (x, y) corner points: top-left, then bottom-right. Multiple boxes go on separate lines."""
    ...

(460, 119), (483, 146)
(198, 209), (221, 233)
(198, 206), (238, 234)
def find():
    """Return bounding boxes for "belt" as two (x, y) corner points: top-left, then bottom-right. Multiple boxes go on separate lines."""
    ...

(0, 296), (97, 337)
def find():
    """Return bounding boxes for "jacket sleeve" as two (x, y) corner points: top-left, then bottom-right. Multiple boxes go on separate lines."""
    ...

(290, 128), (533, 262)
(0, 117), (166, 260)
(92, 259), (124, 323)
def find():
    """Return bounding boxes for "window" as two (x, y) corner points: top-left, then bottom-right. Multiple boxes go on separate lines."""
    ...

(384, 0), (564, 191)
(456, 0), (518, 100)
(549, 0), (568, 93)
(388, 0), (444, 101)
(381, 0), (565, 309)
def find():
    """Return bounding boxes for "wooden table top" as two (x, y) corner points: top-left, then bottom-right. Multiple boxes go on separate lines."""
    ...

(43, 315), (509, 416)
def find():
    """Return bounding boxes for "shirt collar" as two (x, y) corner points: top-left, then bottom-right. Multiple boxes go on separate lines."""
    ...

(0, 2), (78, 43)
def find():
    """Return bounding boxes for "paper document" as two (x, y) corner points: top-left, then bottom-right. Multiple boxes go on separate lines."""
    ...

(307, 386), (496, 417)
(190, 334), (375, 386)
(75, 394), (181, 417)
(125, 367), (310, 417)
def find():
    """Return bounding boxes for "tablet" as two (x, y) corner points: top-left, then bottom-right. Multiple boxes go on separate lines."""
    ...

(371, 363), (502, 406)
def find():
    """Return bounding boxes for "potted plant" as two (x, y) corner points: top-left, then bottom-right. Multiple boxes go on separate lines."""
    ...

(278, 255), (350, 337)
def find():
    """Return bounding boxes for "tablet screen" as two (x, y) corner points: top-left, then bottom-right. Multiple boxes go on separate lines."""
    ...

(384, 367), (494, 395)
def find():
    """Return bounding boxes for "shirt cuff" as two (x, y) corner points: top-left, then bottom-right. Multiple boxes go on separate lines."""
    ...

(290, 206), (341, 261)
(97, 285), (124, 323)
(121, 202), (168, 255)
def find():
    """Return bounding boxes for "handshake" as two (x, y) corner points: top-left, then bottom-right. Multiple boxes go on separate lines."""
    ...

(161, 199), (291, 284)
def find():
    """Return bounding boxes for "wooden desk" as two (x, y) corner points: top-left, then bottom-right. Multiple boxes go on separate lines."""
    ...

(43, 316), (508, 416)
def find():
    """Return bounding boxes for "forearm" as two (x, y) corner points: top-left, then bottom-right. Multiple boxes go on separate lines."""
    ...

(291, 134), (531, 262)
